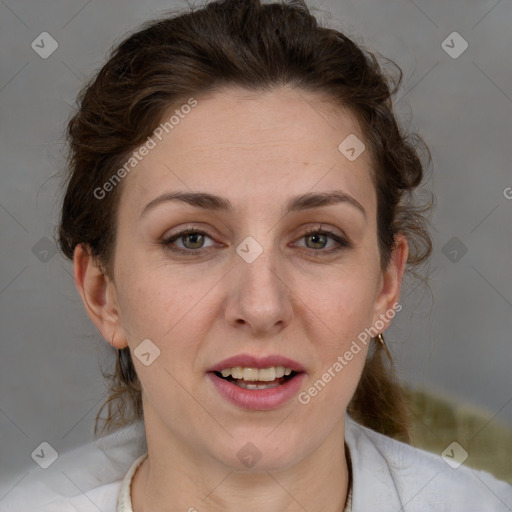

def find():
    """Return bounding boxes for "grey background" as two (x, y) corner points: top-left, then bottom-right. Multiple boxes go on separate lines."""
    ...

(1, 0), (511, 493)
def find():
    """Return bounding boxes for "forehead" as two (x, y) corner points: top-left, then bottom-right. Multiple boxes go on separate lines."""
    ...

(119, 86), (375, 214)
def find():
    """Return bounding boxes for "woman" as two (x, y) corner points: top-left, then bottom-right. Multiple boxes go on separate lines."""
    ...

(6, 0), (511, 510)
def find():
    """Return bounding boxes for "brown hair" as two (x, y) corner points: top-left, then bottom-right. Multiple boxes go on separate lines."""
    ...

(57, 0), (433, 441)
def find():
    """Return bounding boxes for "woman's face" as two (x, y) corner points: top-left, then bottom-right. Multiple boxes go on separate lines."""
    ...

(81, 85), (406, 471)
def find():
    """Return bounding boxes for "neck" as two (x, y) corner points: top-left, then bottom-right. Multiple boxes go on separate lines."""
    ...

(131, 413), (350, 512)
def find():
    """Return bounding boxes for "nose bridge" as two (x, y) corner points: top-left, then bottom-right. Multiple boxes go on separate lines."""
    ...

(236, 233), (281, 299)
(227, 231), (293, 332)
(238, 235), (278, 288)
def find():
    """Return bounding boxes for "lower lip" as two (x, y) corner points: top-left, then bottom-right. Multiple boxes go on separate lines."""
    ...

(207, 372), (306, 410)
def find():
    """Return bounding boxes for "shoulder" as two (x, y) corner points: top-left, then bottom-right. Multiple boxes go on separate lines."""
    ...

(0, 420), (147, 512)
(345, 414), (512, 511)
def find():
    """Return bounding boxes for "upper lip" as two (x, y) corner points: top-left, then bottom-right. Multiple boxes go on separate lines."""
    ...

(208, 354), (305, 373)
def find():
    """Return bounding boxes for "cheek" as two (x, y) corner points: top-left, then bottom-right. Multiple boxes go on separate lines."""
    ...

(299, 264), (380, 343)
(115, 262), (217, 358)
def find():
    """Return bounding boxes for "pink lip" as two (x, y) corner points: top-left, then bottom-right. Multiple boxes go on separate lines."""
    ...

(208, 354), (305, 373)
(207, 353), (306, 410)
(207, 372), (306, 410)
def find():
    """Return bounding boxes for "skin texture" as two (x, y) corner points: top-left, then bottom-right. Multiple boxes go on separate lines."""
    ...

(74, 85), (408, 512)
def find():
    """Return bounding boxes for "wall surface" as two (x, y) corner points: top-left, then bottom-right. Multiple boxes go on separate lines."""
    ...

(1, 0), (511, 495)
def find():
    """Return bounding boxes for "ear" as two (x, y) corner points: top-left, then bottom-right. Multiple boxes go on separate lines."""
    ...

(73, 243), (128, 349)
(371, 232), (408, 331)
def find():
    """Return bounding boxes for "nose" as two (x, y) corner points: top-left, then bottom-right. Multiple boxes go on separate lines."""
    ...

(224, 241), (293, 337)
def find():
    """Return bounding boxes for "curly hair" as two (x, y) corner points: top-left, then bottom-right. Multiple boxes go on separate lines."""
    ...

(57, 0), (433, 441)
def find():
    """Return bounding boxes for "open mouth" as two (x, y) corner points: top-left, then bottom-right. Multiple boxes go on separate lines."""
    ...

(213, 370), (299, 390)
(207, 364), (306, 410)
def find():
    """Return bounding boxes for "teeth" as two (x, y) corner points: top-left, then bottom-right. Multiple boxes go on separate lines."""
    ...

(275, 366), (285, 378)
(218, 366), (294, 382)
(243, 368), (261, 381)
(236, 381), (282, 390)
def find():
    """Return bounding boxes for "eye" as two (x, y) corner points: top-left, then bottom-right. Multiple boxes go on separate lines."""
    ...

(294, 227), (350, 253)
(160, 225), (351, 256)
(161, 228), (217, 253)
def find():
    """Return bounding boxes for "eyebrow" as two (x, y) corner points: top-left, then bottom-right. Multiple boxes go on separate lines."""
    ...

(140, 190), (366, 219)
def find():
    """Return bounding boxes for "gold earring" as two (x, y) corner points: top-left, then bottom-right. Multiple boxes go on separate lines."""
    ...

(375, 332), (392, 360)
(375, 333), (385, 346)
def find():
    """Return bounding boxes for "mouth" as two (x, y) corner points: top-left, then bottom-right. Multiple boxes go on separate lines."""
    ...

(213, 366), (300, 390)
(207, 355), (306, 410)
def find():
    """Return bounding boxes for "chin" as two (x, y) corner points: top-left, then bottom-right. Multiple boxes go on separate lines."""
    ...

(207, 428), (310, 473)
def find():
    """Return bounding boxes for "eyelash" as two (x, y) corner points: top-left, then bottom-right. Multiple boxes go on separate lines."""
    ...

(160, 226), (351, 256)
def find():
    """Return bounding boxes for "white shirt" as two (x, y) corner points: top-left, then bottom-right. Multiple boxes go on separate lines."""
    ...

(1, 415), (510, 511)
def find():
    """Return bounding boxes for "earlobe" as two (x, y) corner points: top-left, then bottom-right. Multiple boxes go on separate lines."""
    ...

(73, 244), (128, 349)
